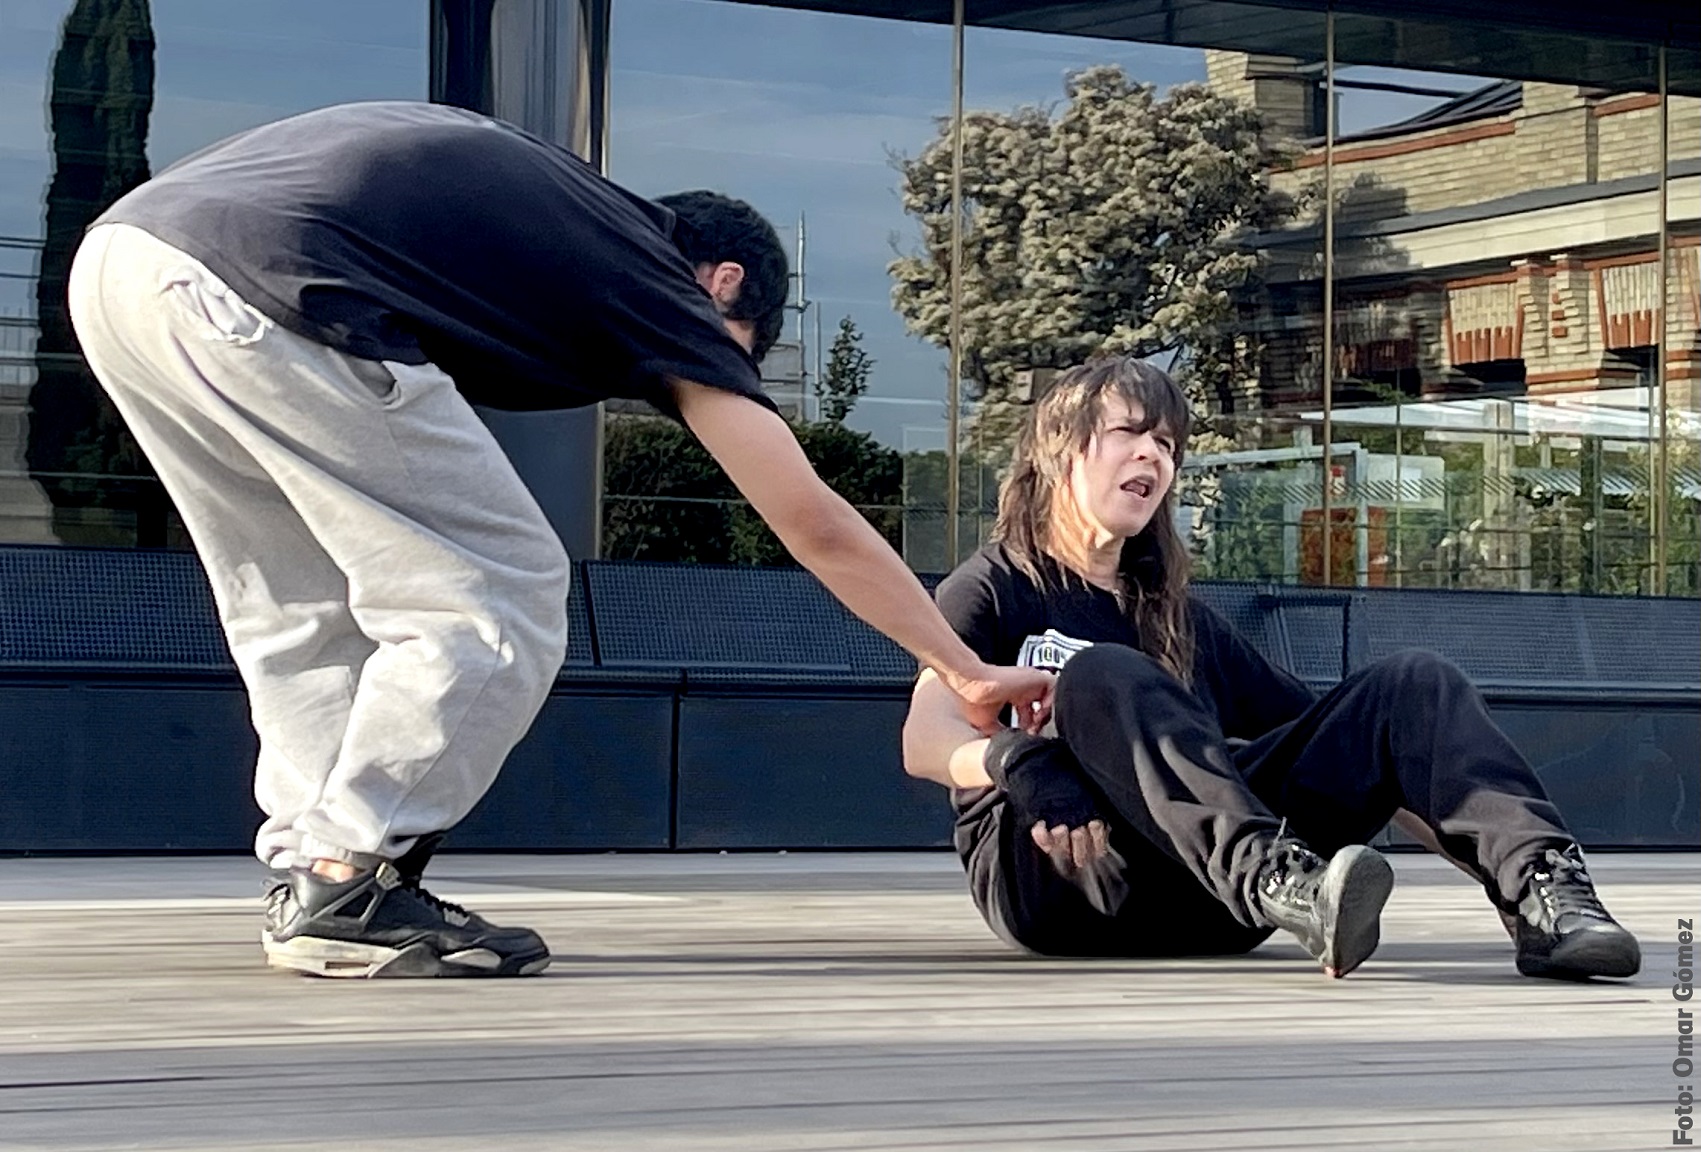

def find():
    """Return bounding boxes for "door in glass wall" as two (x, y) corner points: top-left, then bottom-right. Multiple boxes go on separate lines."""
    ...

(0, 1), (427, 548)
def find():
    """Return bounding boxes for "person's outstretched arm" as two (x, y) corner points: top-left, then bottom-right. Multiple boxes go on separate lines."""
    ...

(674, 379), (1050, 731)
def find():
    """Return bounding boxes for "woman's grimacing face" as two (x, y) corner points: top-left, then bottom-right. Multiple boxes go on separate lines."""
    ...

(1061, 393), (1178, 546)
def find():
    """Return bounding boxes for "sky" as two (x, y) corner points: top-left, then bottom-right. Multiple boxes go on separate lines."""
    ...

(0, 0), (1465, 447)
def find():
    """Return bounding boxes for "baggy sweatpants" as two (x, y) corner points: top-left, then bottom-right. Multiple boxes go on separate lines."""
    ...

(68, 223), (570, 870)
(959, 644), (1577, 957)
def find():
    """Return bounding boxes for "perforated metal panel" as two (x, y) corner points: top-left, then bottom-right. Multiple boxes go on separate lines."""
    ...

(1354, 588), (1586, 683)
(1190, 582), (1290, 670)
(1278, 598), (1351, 682)
(1576, 596), (1701, 686)
(585, 561), (853, 673)
(0, 544), (588, 675)
(0, 546), (230, 669)
(839, 593), (921, 684)
(565, 561), (594, 666)
(1274, 586), (1700, 691)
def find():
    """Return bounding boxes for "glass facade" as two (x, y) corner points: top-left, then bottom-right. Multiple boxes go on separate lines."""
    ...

(597, 0), (951, 564)
(0, 0), (426, 547)
(0, 0), (1693, 598)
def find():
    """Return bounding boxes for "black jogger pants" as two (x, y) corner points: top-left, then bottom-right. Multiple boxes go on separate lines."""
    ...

(958, 645), (1575, 957)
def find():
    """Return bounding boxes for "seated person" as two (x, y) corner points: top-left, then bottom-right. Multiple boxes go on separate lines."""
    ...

(901, 355), (1640, 981)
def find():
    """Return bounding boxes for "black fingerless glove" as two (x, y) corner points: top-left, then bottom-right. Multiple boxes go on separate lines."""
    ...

(983, 729), (1100, 830)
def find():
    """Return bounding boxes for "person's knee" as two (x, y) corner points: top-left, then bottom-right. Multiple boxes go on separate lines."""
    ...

(1374, 648), (1465, 682)
(1362, 648), (1472, 701)
(1054, 643), (1173, 737)
(533, 557), (571, 674)
(1057, 643), (1167, 698)
(489, 539), (570, 690)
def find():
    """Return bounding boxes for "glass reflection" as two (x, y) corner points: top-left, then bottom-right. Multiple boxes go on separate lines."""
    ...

(0, 0), (425, 547)
(1661, 46), (1701, 596)
(1261, 13), (1667, 591)
(947, 12), (1329, 572)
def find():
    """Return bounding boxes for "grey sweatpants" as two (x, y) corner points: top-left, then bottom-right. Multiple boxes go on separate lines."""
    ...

(68, 223), (570, 870)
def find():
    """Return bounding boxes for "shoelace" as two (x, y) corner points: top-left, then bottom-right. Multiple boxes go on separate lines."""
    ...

(402, 880), (476, 923)
(1530, 852), (1610, 922)
(1260, 822), (1319, 907)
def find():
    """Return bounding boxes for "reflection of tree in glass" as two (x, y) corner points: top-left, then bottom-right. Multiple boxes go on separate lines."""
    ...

(818, 316), (873, 425)
(601, 415), (901, 565)
(890, 65), (1287, 454)
(29, 0), (156, 545)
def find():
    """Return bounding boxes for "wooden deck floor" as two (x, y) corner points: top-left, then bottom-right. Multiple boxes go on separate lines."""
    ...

(0, 851), (1692, 1152)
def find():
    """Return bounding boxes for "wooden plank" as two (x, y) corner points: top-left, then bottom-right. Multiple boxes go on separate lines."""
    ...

(0, 853), (1688, 1152)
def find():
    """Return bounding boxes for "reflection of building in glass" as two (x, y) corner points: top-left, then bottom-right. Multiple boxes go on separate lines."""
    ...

(758, 340), (808, 422)
(0, 0), (1692, 594)
(1215, 50), (1698, 406)
(0, 282), (56, 542)
(1208, 50), (1699, 592)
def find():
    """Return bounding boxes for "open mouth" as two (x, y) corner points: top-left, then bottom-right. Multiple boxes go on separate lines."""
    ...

(1121, 477), (1155, 499)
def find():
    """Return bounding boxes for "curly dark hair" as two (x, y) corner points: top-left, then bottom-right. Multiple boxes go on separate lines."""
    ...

(655, 190), (790, 361)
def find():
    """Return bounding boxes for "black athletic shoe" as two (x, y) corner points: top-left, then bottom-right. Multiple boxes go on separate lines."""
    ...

(1256, 839), (1394, 978)
(1513, 844), (1640, 980)
(260, 833), (448, 943)
(263, 861), (551, 978)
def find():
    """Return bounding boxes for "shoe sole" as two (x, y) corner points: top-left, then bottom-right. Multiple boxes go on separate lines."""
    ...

(1318, 845), (1395, 978)
(264, 934), (552, 979)
(1517, 929), (1641, 980)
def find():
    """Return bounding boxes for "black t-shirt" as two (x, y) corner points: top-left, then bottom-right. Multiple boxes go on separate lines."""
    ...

(935, 542), (1316, 756)
(97, 101), (772, 416)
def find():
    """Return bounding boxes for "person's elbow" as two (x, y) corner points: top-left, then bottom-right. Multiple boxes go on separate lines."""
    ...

(901, 673), (961, 787)
(900, 707), (935, 782)
(770, 480), (861, 565)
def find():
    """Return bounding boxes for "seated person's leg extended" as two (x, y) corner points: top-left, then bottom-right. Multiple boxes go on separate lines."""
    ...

(1239, 648), (1639, 980)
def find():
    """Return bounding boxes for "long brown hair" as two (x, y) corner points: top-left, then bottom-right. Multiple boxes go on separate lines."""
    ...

(992, 356), (1196, 682)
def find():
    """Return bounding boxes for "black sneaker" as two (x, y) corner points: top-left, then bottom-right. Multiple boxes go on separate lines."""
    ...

(260, 833), (447, 946)
(263, 861), (551, 978)
(1513, 845), (1640, 980)
(1256, 839), (1394, 978)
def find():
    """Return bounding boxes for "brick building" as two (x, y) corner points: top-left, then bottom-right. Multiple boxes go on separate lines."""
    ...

(1209, 50), (1700, 411)
(1200, 51), (1698, 591)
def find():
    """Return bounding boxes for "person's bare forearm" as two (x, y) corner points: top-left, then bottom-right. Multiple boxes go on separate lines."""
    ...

(791, 495), (988, 687)
(674, 381), (1051, 731)
(674, 382), (984, 687)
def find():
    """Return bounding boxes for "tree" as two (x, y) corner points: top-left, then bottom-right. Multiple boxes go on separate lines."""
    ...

(29, 0), (157, 544)
(818, 316), (874, 423)
(601, 413), (902, 565)
(889, 66), (1284, 452)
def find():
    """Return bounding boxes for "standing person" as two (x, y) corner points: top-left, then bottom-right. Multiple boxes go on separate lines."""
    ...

(67, 100), (1053, 979)
(902, 355), (1640, 981)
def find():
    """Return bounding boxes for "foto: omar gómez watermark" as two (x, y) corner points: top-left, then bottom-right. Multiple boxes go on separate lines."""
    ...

(1675, 918), (1695, 1146)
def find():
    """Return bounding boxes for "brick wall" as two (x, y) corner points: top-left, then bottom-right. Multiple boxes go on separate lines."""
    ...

(1211, 50), (1697, 220)
(1207, 49), (1700, 410)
